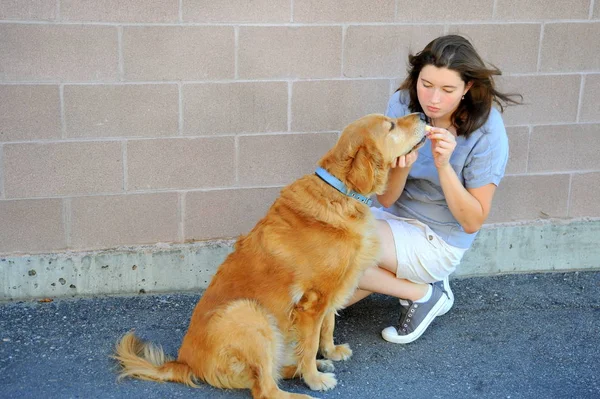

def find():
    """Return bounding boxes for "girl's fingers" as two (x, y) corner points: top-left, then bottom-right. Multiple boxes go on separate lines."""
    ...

(390, 151), (419, 169)
(392, 156), (403, 168)
(427, 132), (455, 142)
(426, 126), (452, 134)
(406, 151), (418, 166)
(436, 141), (454, 149)
(398, 156), (406, 168)
(392, 153), (418, 168)
(433, 147), (453, 158)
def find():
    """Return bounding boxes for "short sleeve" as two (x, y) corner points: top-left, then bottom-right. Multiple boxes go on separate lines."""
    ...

(385, 90), (411, 118)
(463, 108), (509, 188)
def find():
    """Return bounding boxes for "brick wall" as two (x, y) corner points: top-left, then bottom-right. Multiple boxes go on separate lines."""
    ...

(1, 0), (599, 255)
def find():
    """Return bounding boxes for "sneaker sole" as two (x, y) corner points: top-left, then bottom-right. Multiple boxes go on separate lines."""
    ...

(381, 294), (449, 344)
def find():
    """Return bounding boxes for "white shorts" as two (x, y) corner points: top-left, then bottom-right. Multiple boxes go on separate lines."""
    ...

(370, 207), (467, 284)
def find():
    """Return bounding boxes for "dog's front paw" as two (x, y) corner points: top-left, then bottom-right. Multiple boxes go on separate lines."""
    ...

(316, 359), (335, 373)
(322, 343), (352, 361)
(304, 372), (337, 391)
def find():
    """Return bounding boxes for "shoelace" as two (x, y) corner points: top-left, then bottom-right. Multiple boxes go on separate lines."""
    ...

(398, 301), (415, 332)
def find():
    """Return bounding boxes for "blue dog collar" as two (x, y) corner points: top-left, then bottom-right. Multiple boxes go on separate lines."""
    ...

(315, 167), (373, 206)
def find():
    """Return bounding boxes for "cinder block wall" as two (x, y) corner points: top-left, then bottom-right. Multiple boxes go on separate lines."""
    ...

(1, 0), (599, 257)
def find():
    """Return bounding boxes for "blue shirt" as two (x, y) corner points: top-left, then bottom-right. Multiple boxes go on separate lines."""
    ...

(383, 90), (509, 249)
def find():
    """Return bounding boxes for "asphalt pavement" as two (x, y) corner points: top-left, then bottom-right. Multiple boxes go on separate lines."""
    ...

(1, 271), (599, 399)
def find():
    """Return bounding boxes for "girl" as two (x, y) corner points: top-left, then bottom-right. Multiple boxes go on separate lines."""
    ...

(347, 35), (521, 344)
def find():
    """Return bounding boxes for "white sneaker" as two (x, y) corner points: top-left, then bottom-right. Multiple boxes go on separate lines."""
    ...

(382, 283), (448, 344)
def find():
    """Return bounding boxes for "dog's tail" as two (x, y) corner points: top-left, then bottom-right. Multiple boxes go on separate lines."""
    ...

(112, 331), (199, 388)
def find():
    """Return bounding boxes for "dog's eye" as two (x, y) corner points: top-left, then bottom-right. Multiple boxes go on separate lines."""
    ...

(389, 121), (395, 131)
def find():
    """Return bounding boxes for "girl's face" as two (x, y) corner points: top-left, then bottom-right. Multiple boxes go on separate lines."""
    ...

(416, 65), (471, 123)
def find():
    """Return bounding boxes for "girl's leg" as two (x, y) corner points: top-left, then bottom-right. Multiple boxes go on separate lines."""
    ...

(348, 216), (453, 344)
(345, 220), (428, 307)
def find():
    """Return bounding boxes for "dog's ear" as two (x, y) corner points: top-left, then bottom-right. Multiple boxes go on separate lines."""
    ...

(347, 145), (375, 194)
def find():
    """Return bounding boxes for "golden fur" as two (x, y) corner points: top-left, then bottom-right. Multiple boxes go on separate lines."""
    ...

(113, 113), (427, 399)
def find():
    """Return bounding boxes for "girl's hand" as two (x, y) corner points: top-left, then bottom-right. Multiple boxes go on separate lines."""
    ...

(427, 127), (456, 169)
(392, 149), (419, 168)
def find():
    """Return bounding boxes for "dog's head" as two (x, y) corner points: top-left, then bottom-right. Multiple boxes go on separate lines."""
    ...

(318, 113), (427, 196)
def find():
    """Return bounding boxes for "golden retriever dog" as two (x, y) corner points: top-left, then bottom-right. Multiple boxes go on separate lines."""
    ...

(113, 113), (427, 399)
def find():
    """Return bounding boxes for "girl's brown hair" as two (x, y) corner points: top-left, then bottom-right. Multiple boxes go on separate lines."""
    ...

(399, 34), (522, 137)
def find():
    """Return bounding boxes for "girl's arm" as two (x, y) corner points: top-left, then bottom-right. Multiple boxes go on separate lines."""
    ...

(437, 165), (496, 233)
(428, 127), (497, 233)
